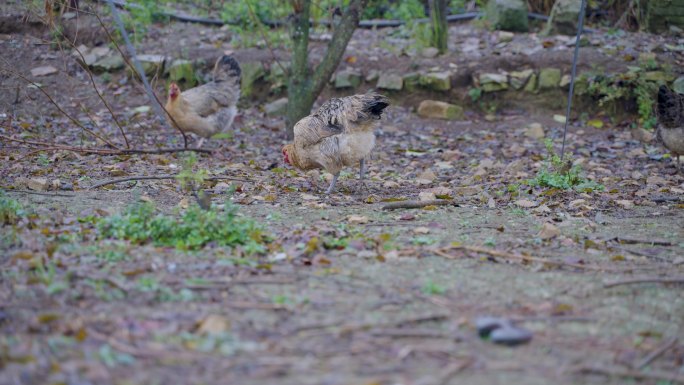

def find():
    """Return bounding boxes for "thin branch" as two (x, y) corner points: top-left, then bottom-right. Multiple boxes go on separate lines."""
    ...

(574, 365), (684, 384)
(636, 337), (678, 370)
(245, 0), (287, 75)
(66, 39), (130, 148)
(0, 63), (119, 149)
(435, 246), (620, 272)
(90, 10), (189, 148)
(0, 134), (212, 155)
(603, 277), (684, 288)
(382, 199), (458, 210)
(3, 189), (76, 198)
(88, 174), (252, 190)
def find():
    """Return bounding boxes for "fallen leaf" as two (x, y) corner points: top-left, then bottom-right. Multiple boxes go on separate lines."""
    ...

(347, 215), (369, 224)
(515, 199), (538, 208)
(195, 314), (230, 335)
(30, 66), (58, 77)
(413, 226), (430, 234)
(538, 222), (560, 240)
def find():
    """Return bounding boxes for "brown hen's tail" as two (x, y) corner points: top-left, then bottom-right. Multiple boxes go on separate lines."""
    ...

(657, 85), (684, 128)
(213, 55), (241, 84)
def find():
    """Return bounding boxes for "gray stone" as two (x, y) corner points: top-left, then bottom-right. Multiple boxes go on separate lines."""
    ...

(559, 74), (571, 88)
(30, 66), (58, 77)
(419, 71), (451, 91)
(92, 53), (124, 73)
(129, 54), (167, 77)
(498, 31), (515, 43)
(485, 0), (529, 32)
(543, 0), (581, 35)
(167, 59), (195, 85)
(479, 73), (508, 92)
(538, 68), (561, 90)
(365, 69), (380, 83)
(240, 61), (266, 97)
(264, 97), (288, 116)
(417, 100), (464, 120)
(403, 72), (421, 92)
(421, 47), (440, 58)
(509, 69), (533, 90)
(377, 73), (403, 91)
(673, 76), (684, 94)
(334, 69), (362, 89)
(27, 178), (49, 191)
(524, 73), (538, 93)
(490, 325), (533, 346)
(525, 123), (545, 139)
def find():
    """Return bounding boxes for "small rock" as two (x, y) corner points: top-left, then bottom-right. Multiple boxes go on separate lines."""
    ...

(417, 100), (464, 120)
(421, 47), (440, 58)
(403, 72), (421, 91)
(538, 222), (560, 239)
(383, 181), (400, 188)
(631, 127), (654, 143)
(376, 73), (403, 90)
(497, 31), (515, 43)
(27, 178), (49, 191)
(413, 226), (430, 234)
(418, 169), (437, 182)
(523, 73), (538, 93)
(672, 76), (684, 94)
(128, 54), (167, 77)
(538, 68), (561, 90)
(515, 199), (538, 208)
(196, 315), (230, 335)
(509, 69), (533, 90)
(59, 182), (74, 191)
(615, 199), (634, 209)
(365, 69), (380, 83)
(51, 179), (61, 190)
(479, 73), (508, 92)
(490, 325), (533, 346)
(334, 69), (362, 89)
(347, 215), (369, 224)
(92, 53), (124, 73)
(264, 97), (288, 116)
(553, 114), (567, 123)
(419, 71), (451, 91)
(559, 74), (571, 88)
(475, 317), (507, 337)
(485, 0), (529, 32)
(524, 123), (545, 139)
(542, 0), (582, 35)
(30, 66), (58, 77)
(419, 191), (437, 201)
(167, 59), (195, 84)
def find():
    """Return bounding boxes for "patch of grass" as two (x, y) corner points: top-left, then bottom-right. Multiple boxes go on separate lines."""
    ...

(97, 201), (266, 252)
(528, 140), (604, 192)
(422, 280), (446, 295)
(0, 191), (26, 225)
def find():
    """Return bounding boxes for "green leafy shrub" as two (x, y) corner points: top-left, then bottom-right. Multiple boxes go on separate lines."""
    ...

(0, 192), (26, 225)
(528, 140), (604, 192)
(98, 201), (265, 252)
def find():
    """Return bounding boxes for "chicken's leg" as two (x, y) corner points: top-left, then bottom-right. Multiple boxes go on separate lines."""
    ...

(325, 173), (339, 194)
(196, 137), (206, 149)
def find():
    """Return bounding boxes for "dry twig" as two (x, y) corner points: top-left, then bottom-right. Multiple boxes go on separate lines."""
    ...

(88, 174), (252, 189)
(574, 364), (684, 384)
(603, 277), (684, 288)
(636, 337), (678, 370)
(382, 199), (459, 210)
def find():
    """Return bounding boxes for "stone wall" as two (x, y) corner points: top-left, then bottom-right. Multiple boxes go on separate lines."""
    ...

(646, 0), (684, 33)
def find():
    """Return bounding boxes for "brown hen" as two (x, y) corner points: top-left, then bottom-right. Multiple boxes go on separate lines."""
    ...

(656, 85), (684, 170)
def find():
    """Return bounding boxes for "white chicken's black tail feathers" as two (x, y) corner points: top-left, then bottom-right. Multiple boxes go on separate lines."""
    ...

(213, 55), (241, 83)
(657, 85), (684, 129)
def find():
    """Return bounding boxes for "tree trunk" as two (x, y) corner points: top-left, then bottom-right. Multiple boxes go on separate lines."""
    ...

(285, 0), (368, 139)
(429, 0), (448, 54)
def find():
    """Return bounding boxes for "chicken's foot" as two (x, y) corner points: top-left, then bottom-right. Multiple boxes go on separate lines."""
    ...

(325, 173), (339, 194)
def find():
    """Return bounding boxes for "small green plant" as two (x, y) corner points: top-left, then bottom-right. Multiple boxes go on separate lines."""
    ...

(0, 192), (26, 225)
(97, 201), (265, 252)
(422, 280), (446, 295)
(468, 87), (483, 103)
(528, 139), (604, 192)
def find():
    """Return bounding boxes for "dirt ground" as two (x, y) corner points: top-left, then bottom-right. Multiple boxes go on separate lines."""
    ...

(1, 2), (684, 385)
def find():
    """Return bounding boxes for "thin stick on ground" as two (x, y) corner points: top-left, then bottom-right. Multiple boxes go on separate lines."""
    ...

(435, 246), (618, 271)
(0, 134), (213, 155)
(382, 199), (459, 210)
(88, 174), (252, 189)
(636, 337), (678, 370)
(0, 62), (119, 149)
(574, 365), (684, 384)
(603, 277), (684, 288)
(3, 189), (76, 198)
(90, 8), (190, 148)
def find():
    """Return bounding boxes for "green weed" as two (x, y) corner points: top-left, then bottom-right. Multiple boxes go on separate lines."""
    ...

(528, 139), (604, 191)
